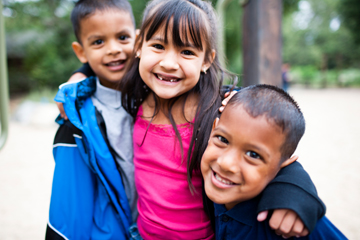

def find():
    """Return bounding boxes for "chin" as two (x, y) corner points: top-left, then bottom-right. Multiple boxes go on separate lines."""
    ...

(205, 187), (227, 204)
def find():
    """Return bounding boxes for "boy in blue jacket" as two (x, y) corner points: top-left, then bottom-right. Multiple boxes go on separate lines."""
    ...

(201, 84), (347, 240)
(46, 0), (138, 239)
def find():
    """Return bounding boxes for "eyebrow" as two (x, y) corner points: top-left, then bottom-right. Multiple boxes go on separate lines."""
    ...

(150, 36), (165, 42)
(246, 144), (271, 160)
(215, 125), (271, 160)
(150, 35), (197, 49)
(117, 29), (132, 35)
(214, 127), (231, 140)
(87, 29), (132, 42)
(87, 35), (103, 41)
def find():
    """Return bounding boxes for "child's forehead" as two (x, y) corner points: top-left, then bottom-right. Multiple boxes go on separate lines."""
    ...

(86, 9), (134, 27)
(150, 21), (196, 42)
(219, 105), (285, 162)
(220, 104), (283, 137)
(144, 13), (208, 50)
(79, 9), (135, 35)
(145, 20), (207, 50)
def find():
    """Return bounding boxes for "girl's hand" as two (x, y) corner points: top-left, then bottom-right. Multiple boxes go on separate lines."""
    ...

(56, 72), (87, 120)
(257, 209), (309, 238)
(56, 102), (67, 120)
(219, 91), (237, 112)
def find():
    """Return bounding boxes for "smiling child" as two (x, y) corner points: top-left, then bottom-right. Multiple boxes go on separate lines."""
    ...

(201, 84), (347, 239)
(47, 0), (137, 239)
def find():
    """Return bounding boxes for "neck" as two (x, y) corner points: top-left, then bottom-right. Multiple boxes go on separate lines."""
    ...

(141, 92), (199, 125)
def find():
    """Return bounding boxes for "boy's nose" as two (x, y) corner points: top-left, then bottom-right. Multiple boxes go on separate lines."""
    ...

(107, 41), (122, 55)
(218, 151), (240, 173)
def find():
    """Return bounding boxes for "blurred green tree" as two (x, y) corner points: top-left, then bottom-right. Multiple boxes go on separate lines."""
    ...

(4, 0), (357, 93)
(283, 0), (360, 72)
(4, 0), (80, 92)
(338, 0), (360, 44)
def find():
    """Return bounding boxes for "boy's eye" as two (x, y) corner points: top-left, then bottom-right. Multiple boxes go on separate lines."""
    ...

(119, 35), (129, 41)
(152, 44), (164, 50)
(93, 39), (104, 45)
(246, 151), (261, 159)
(182, 50), (194, 56)
(216, 135), (229, 144)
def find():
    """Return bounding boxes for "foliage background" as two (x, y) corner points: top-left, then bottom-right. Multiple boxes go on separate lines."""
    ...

(3, 0), (360, 94)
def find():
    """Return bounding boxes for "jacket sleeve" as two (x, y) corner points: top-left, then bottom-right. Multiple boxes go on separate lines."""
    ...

(309, 216), (347, 239)
(257, 161), (326, 233)
(46, 121), (96, 240)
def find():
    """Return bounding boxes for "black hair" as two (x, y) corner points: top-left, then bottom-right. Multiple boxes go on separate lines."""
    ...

(71, 0), (135, 44)
(120, 0), (231, 192)
(226, 84), (306, 162)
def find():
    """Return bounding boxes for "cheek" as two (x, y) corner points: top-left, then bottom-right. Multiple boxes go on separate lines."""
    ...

(138, 52), (154, 73)
(124, 44), (134, 55)
(138, 60), (150, 84)
(202, 146), (219, 166)
(249, 168), (274, 188)
(184, 66), (201, 87)
(187, 60), (204, 82)
(201, 151), (212, 169)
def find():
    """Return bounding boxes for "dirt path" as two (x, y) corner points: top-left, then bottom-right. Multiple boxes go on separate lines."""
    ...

(290, 88), (360, 240)
(0, 87), (359, 239)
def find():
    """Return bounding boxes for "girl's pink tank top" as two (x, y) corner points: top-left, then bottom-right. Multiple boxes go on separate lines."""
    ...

(133, 106), (214, 239)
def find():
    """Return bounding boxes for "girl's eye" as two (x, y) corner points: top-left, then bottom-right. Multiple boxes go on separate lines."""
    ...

(119, 35), (129, 41)
(246, 151), (261, 160)
(182, 50), (194, 56)
(216, 135), (229, 144)
(93, 39), (104, 45)
(152, 44), (164, 50)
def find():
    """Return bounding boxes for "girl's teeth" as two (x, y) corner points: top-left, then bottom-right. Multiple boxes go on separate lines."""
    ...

(215, 173), (234, 185)
(158, 75), (176, 82)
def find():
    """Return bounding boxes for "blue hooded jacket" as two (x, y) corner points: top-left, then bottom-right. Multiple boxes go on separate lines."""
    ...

(46, 77), (132, 240)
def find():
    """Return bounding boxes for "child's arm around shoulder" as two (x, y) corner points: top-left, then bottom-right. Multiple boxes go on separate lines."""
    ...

(57, 63), (93, 120)
(258, 161), (326, 238)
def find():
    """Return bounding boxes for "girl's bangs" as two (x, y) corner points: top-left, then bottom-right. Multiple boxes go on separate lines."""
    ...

(145, 1), (208, 50)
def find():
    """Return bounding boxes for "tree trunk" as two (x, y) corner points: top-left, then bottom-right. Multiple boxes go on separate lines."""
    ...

(242, 0), (282, 87)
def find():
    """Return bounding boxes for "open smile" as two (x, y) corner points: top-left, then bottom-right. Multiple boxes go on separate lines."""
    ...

(105, 60), (126, 71)
(211, 169), (240, 187)
(155, 73), (180, 83)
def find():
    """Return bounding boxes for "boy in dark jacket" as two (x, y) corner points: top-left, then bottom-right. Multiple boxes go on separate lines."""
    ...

(201, 84), (347, 240)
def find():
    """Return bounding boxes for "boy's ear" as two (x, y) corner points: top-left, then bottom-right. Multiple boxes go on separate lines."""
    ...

(202, 49), (216, 72)
(72, 42), (88, 63)
(280, 155), (298, 168)
(212, 117), (219, 131)
(208, 118), (219, 143)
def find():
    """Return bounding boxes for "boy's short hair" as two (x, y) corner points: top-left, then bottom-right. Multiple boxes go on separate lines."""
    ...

(71, 0), (135, 44)
(227, 84), (305, 162)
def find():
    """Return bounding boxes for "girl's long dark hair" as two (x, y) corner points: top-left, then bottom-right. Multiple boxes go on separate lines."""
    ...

(120, 0), (231, 192)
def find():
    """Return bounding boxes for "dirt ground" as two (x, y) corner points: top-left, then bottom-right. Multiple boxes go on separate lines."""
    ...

(0, 87), (359, 239)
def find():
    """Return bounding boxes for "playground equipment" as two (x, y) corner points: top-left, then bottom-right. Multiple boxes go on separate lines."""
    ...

(0, 2), (9, 150)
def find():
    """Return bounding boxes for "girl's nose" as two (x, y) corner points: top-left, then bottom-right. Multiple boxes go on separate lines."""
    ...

(159, 54), (179, 70)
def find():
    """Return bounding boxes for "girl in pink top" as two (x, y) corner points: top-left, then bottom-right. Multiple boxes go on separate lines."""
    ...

(125, 1), (219, 238)
(122, 2), (225, 237)
(119, 0), (319, 239)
